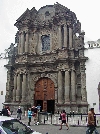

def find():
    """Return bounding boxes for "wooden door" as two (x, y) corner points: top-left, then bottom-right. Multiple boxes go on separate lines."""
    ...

(35, 77), (55, 112)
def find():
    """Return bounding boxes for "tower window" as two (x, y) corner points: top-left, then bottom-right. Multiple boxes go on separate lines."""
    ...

(45, 11), (50, 16)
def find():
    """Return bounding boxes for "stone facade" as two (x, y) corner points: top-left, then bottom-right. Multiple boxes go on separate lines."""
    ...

(4, 3), (88, 113)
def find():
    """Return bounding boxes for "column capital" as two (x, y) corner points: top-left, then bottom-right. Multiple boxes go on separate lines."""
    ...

(22, 31), (25, 34)
(64, 24), (67, 27)
(25, 30), (29, 34)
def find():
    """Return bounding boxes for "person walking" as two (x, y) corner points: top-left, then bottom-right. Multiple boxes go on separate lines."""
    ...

(17, 106), (22, 120)
(28, 108), (32, 126)
(93, 112), (99, 134)
(59, 109), (69, 130)
(86, 108), (99, 134)
(31, 106), (38, 125)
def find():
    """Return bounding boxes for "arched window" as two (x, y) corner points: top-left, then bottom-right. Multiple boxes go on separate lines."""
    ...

(41, 35), (50, 51)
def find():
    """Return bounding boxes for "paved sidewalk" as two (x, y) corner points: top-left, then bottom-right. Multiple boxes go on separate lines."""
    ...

(13, 116), (100, 134)
(29, 125), (100, 134)
(12, 115), (100, 134)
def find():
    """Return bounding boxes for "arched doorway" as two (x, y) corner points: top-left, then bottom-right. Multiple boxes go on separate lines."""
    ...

(34, 77), (55, 113)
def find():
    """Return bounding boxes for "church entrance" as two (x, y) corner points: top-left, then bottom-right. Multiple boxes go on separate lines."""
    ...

(34, 77), (55, 114)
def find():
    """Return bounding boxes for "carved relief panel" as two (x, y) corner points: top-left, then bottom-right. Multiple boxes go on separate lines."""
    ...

(29, 33), (38, 53)
(52, 31), (58, 50)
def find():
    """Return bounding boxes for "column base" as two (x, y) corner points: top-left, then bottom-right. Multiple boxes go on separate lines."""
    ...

(71, 101), (76, 105)
(16, 96), (20, 102)
(80, 101), (88, 105)
(64, 101), (70, 105)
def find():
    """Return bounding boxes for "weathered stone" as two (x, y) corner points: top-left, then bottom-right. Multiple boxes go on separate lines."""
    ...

(4, 3), (88, 113)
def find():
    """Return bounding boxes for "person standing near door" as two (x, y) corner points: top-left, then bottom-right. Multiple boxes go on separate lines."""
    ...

(37, 104), (41, 112)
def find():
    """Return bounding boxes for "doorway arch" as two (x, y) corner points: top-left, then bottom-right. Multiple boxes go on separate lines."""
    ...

(34, 77), (55, 113)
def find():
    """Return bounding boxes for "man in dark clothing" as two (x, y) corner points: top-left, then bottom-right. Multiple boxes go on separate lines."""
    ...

(17, 106), (22, 120)
(1, 106), (9, 116)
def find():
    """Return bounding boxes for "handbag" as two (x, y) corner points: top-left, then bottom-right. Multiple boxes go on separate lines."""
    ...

(59, 114), (62, 120)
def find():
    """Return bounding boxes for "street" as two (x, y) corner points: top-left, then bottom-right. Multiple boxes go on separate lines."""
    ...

(29, 125), (100, 134)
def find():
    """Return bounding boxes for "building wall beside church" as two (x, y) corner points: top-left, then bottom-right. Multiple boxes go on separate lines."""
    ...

(85, 46), (100, 113)
(0, 58), (8, 110)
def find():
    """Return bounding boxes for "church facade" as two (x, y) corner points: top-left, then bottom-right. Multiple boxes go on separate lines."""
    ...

(4, 3), (88, 113)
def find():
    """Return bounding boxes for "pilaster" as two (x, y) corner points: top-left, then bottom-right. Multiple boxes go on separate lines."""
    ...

(58, 26), (62, 49)
(80, 62), (87, 102)
(58, 71), (63, 104)
(21, 32), (24, 53)
(21, 73), (27, 102)
(18, 33), (21, 54)
(69, 27), (73, 48)
(16, 73), (21, 102)
(13, 74), (17, 102)
(71, 68), (76, 102)
(65, 70), (70, 103)
(25, 31), (29, 53)
(64, 24), (67, 48)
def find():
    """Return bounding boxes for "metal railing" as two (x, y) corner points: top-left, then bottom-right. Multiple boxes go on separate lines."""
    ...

(38, 112), (52, 124)
(37, 112), (100, 126)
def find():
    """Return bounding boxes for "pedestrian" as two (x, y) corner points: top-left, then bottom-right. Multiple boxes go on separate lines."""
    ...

(37, 104), (41, 112)
(93, 112), (99, 134)
(86, 108), (99, 134)
(59, 109), (69, 130)
(7, 106), (11, 116)
(17, 106), (22, 120)
(31, 106), (38, 125)
(1, 105), (10, 116)
(28, 108), (32, 126)
(34, 106), (38, 125)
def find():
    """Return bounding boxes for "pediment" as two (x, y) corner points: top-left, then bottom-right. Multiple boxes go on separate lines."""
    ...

(15, 7), (38, 28)
(16, 8), (30, 22)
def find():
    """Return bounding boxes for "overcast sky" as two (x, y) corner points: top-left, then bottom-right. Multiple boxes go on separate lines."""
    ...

(0, 0), (100, 53)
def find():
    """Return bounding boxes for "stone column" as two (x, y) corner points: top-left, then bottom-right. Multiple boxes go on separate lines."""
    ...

(13, 74), (17, 102)
(64, 24), (67, 48)
(25, 32), (29, 53)
(71, 69), (76, 102)
(58, 71), (63, 104)
(80, 62), (87, 102)
(18, 34), (21, 54)
(69, 27), (73, 48)
(22, 74), (27, 102)
(50, 33), (52, 51)
(16, 73), (21, 102)
(58, 26), (62, 49)
(37, 34), (41, 53)
(21, 32), (24, 54)
(65, 70), (70, 103)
